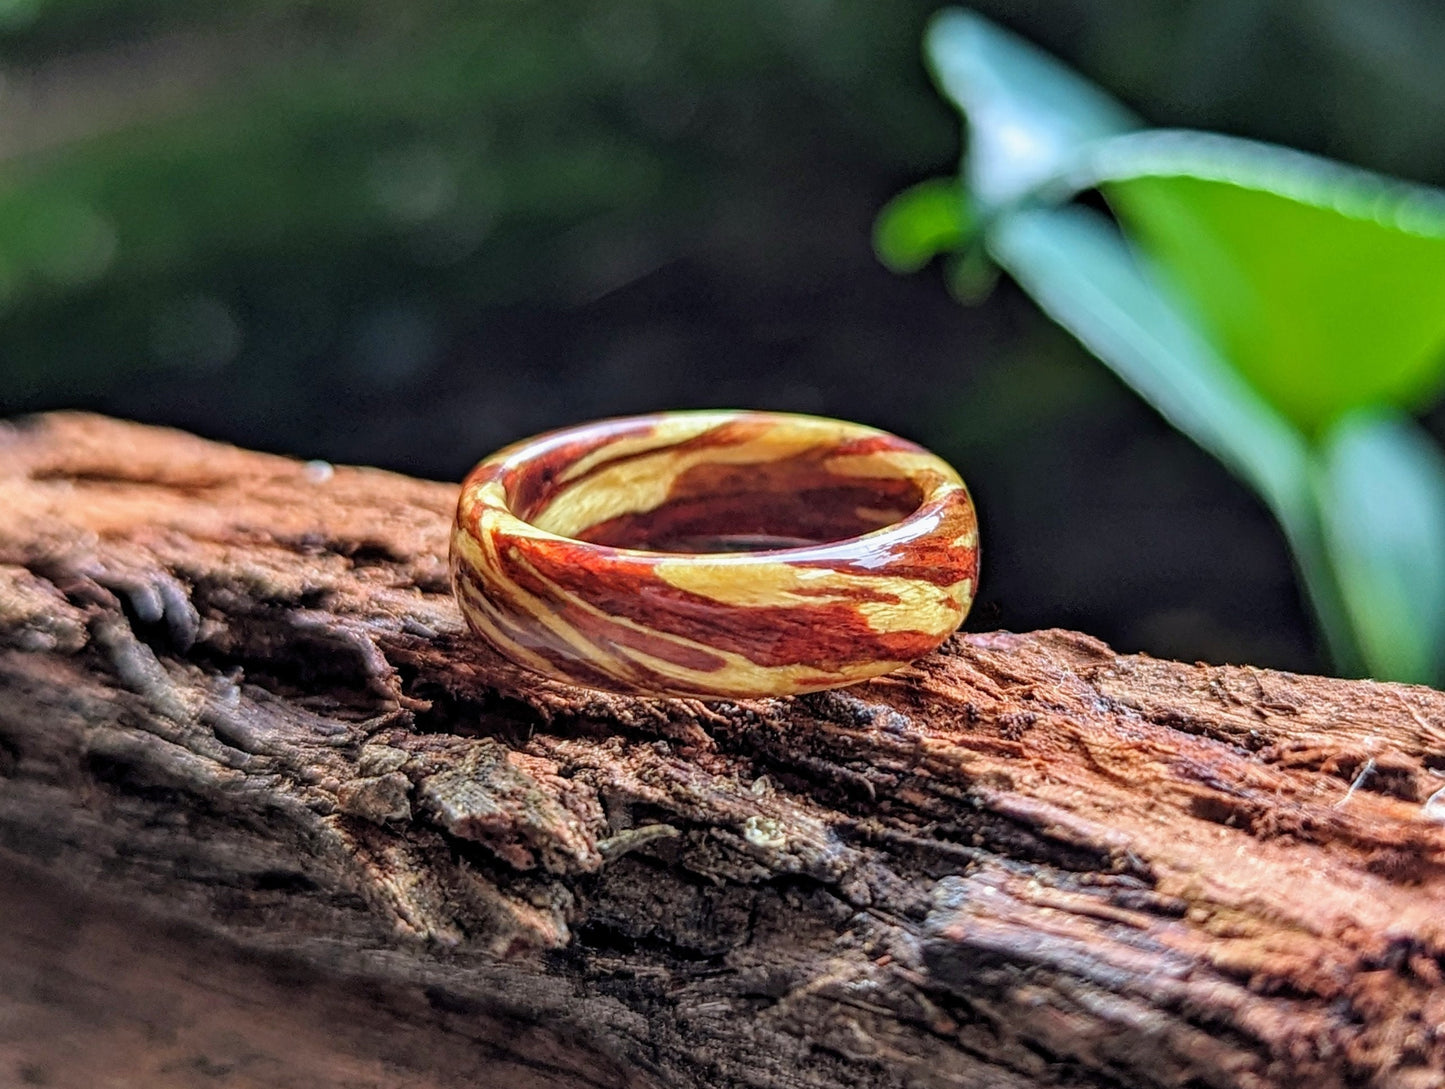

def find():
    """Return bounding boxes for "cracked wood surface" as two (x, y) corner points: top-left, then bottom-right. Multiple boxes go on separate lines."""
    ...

(1, 412), (1443, 1089)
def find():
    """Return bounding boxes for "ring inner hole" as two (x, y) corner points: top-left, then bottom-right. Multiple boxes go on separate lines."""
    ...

(524, 448), (925, 553)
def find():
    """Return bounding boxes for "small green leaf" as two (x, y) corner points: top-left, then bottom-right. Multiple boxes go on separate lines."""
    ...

(925, 9), (1137, 209)
(872, 178), (974, 273)
(1315, 409), (1445, 685)
(1076, 131), (1445, 432)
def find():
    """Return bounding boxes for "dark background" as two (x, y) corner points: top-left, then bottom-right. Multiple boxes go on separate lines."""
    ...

(5, 0), (1445, 674)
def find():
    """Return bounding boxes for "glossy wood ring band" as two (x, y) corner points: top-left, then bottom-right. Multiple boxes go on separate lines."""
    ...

(450, 411), (979, 699)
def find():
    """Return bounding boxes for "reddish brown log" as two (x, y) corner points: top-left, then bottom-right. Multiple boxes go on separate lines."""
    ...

(0, 412), (1442, 1089)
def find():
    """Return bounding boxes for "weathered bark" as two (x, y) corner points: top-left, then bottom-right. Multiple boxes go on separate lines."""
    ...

(1, 412), (1442, 1089)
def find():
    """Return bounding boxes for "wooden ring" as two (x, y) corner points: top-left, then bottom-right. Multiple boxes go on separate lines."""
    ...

(450, 411), (980, 698)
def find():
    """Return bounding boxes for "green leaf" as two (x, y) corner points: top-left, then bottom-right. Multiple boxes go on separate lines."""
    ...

(925, 9), (1137, 209)
(903, 11), (1445, 680)
(872, 178), (974, 273)
(1315, 409), (1445, 685)
(987, 203), (1361, 672)
(1075, 131), (1445, 432)
(987, 204), (1310, 521)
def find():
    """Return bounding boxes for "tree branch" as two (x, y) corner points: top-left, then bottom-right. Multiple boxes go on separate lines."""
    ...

(1, 412), (1442, 1089)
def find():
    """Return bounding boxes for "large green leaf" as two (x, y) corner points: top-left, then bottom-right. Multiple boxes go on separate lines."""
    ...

(924, 9), (1137, 211)
(901, 10), (1445, 680)
(987, 203), (1359, 672)
(1315, 409), (1445, 686)
(986, 204), (1310, 521)
(1075, 131), (1445, 432)
(926, 8), (1445, 431)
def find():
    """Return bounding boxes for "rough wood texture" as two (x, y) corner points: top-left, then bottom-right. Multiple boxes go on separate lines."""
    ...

(1, 412), (1443, 1089)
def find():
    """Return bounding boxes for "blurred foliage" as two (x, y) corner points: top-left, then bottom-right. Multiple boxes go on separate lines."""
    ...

(6, 0), (1445, 412)
(0, 0), (955, 406)
(878, 9), (1445, 684)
